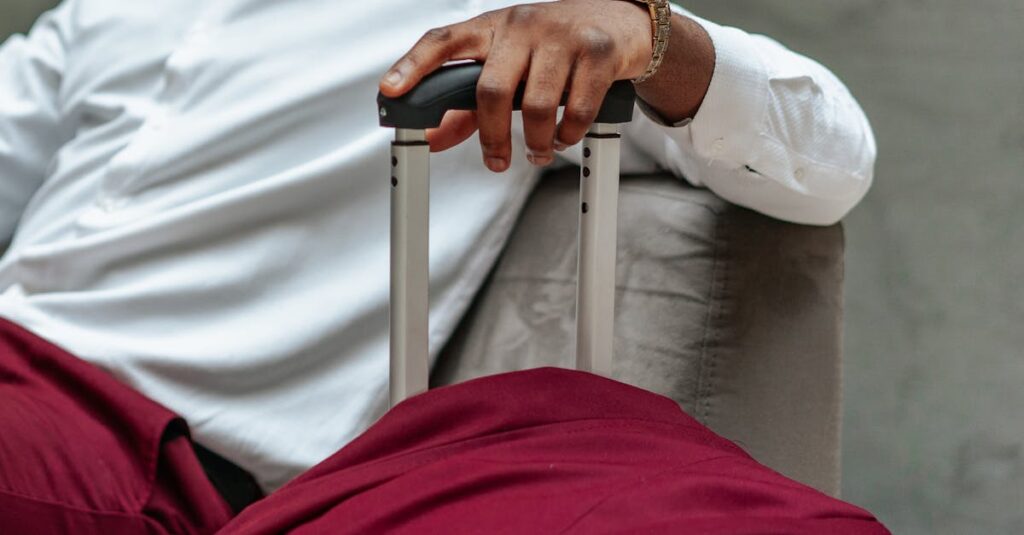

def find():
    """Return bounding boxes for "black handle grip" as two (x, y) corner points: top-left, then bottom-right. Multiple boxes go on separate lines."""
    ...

(377, 62), (636, 129)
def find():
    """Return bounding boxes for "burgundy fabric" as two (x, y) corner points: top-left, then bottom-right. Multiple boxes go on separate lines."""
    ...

(221, 367), (890, 534)
(0, 318), (232, 535)
(0, 316), (889, 534)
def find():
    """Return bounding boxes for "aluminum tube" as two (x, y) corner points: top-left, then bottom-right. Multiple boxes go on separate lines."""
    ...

(390, 128), (431, 406)
(575, 123), (620, 376)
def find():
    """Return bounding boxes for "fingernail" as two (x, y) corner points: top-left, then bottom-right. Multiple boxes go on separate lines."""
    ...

(527, 152), (552, 167)
(554, 141), (568, 152)
(384, 70), (403, 87)
(486, 157), (507, 172)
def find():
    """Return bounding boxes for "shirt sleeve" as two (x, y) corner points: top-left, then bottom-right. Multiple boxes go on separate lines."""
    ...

(611, 6), (877, 226)
(0, 4), (71, 245)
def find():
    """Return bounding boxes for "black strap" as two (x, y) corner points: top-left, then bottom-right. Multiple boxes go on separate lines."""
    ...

(193, 443), (265, 514)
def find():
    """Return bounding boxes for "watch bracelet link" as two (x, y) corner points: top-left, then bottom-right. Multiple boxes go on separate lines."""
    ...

(632, 0), (672, 84)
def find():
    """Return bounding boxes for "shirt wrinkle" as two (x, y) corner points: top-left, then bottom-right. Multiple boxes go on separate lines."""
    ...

(0, 0), (875, 490)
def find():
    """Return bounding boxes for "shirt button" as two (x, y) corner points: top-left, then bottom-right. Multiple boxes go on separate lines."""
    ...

(794, 167), (806, 180)
(711, 138), (725, 154)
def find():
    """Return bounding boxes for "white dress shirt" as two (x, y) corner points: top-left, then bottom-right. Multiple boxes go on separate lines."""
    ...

(0, 0), (875, 491)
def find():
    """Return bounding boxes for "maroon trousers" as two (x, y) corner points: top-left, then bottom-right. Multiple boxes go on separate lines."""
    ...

(0, 318), (889, 534)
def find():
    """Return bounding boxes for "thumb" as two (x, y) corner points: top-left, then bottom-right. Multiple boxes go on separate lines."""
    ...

(427, 110), (479, 152)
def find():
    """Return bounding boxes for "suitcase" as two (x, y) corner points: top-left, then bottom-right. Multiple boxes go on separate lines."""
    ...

(378, 63), (636, 406)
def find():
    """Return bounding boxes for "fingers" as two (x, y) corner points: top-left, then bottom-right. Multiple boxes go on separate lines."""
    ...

(385, 5), (622, 163)
(556, 66), (614, 148)
(556, 32), (618, 148)
(476, 41), (530, 172)
(380, 16), (492, 97)
(427, 110), (478, 152)
(521, 45), (571, 167)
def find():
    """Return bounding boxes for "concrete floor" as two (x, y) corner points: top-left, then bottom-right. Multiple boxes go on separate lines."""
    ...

(3, 1), (1023, 533)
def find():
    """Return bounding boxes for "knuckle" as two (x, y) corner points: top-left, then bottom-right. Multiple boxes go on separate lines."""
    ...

(474, 11), (497, 31)
(521, 98), (558, 121)
(477, 78), (512, 101)
(399, 51), (423, 69)
(422, 26), (453, 43)
(480, 139), (507, 154)
(565, 104), (597, 126)
(506, 5), (540, 25)
(578, 27), (617, 59)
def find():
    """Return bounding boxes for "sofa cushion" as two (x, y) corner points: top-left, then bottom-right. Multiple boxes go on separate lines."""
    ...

(433, 167), (845, 495)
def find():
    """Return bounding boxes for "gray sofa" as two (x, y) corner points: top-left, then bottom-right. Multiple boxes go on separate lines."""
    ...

(433, 167), (845, 496)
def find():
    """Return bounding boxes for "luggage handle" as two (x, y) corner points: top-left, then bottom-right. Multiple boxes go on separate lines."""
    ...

(377, 62), (636, 129)
(378, 63), (635, 407)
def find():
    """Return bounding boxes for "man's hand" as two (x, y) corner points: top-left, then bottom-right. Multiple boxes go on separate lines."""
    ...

(379, 0), (657, 172)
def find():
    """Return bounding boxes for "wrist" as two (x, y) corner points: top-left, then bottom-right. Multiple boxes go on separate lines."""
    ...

(634, 13), (715, 122)
(605, 0), (655, 79)
(619, 0), (672, 83)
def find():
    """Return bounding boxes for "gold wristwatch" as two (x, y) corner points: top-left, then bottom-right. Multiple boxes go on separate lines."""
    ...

(629, 0), (672, 84)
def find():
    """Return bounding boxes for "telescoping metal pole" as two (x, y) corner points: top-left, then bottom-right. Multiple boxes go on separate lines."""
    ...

(379, 63), (635, 406)
(575, 123), (620, 377)
(389, 128), (431, 407)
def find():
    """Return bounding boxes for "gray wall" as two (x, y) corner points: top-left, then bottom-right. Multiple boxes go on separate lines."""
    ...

(0, 0), (58, 37)
(683, 1), (1024, 533)
(3, 1), (1023, 533)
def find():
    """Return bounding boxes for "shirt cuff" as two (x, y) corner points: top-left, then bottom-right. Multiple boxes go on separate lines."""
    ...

(674, 14), (771, 166)
(635, 97), (693, 128)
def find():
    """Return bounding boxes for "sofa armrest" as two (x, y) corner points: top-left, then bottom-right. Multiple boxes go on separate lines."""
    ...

(433, 167), (845, 496)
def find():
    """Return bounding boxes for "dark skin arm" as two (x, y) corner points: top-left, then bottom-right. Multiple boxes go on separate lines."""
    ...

(379, 0), (715, 172)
